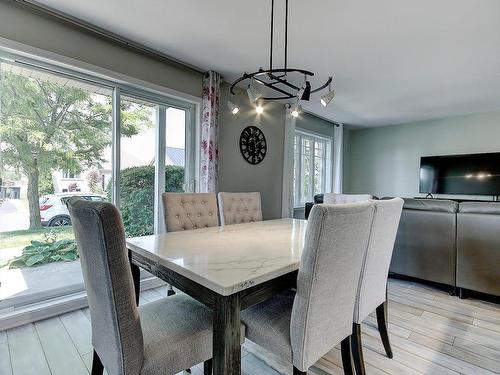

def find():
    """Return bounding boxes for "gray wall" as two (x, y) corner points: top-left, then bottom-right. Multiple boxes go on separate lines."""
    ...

(0, 0), (202, 97)
(295, 112), (335, 138)
(218, 84), (286, 219)
(345, 109), (500, 199)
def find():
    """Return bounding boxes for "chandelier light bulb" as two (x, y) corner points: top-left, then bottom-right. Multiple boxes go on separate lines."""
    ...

(320, 87), (335, 107)
(247, 80), (263, 103)
(256, 104), (264, 114)
(291, 104), (301, 118)
(227, 100), (239, 115)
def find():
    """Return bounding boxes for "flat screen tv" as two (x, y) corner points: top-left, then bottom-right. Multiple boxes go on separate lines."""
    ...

(419, 152), (500, 196)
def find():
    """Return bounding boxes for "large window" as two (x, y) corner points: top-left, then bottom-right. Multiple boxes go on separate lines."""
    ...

(0, 52), (198, 318)
(293, 130), (333, 206)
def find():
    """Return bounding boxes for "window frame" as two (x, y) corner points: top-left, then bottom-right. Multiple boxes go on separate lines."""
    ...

(0, 50), (199, 234)
(293, 128), (333, 208)
(0, 46), (200, 323)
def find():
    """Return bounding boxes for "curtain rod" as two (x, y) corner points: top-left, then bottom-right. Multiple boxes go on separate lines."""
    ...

(13, 0), (206, 75)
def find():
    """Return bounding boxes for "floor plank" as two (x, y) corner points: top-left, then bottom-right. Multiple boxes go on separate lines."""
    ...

(361, 332), (458, 375)
(409, 332), (500, 374)
(60, 310), (93, 356)
(35, 317), (89, 375)
(7, 324), (51, 375)
(1, 281), (500, 375)
(453, 337), (500, 363)
(0, 342), (13, 375)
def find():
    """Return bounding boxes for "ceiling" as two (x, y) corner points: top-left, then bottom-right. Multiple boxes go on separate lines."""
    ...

(35, 0), (500, 127)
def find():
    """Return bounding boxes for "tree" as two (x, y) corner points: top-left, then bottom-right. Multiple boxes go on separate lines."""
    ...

(0, 71), (151, 229)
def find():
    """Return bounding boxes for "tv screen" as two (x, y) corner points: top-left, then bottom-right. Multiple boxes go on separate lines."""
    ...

(419, 152), (500, 196)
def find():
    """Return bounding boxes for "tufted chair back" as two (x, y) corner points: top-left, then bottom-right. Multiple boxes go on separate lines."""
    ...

(217, 192), (263, 225)
(290, 202), (375, 370)
(324, 193), (373, 204)
(162, 193), (219, 232)
(67, 198), (144, 375)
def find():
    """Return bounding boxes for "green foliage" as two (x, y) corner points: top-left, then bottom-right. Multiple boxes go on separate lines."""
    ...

(2, 229), (78, 269)
(107, 165), (184, 237)
(38, 170), (55, 195)
(0, 71), (152, 228)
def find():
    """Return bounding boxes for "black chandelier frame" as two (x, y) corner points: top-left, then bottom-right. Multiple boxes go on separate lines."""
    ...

(229, 0), (332, 101)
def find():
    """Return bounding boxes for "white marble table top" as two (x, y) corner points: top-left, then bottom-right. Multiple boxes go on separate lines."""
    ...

(126, 218), (307, 296)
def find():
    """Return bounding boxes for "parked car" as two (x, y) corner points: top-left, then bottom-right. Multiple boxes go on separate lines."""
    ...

(39, 193), (107, 227)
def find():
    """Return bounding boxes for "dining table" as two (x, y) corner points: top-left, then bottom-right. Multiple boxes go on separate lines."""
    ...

(126, 218), (308, 375)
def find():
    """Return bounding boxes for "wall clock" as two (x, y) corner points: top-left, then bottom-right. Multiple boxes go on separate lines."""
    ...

(239, 126), (267, 165)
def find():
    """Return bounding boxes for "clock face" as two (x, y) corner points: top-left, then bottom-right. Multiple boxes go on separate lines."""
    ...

(239, 126), (267, 165)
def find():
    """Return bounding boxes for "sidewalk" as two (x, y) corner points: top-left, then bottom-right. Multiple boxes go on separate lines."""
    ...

(0, 199), (30, 232)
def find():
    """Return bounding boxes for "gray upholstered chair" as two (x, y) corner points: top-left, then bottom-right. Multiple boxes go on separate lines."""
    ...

(323, 193), (373, 204)
(217, 192), (263, 225)
(241, 202), (376, 375)
(350, 198), (404, 375)
(67, 198), (214, 375)
(162, 192), (219, 232)
(162, 192), (219, 297)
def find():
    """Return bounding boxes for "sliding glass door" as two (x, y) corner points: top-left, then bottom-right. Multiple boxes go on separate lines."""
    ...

(117, 97), (191, 237)
(0, 53), (198, 319)
(0, 61), (113, 308)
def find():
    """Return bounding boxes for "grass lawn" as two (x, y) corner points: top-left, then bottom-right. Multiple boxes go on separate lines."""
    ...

(0, 226), (74, 249)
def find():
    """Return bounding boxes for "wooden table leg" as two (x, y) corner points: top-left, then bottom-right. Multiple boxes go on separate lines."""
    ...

(129, 251), (141, 306)
(213, 293), (241, 375)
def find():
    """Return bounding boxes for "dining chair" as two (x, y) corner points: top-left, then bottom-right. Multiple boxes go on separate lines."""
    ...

(67, 198), (215, 375)
(162, 192), (219, 231)
(323, 193), (373, 204)
(217, 192), (263, 225)
(241, 202), (376, 375)
(162, 192), (219, 297)
(350, 198), (404, 375)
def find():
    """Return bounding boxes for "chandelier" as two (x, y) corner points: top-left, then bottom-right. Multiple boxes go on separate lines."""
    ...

(229, 0), (335, 117)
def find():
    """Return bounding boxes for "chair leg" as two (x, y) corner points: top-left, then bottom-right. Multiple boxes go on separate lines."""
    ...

(340, 336), (354, 375)
(167, 284), (176, 296)
(293, 366), (307, 374)
(351, 323), (366, 375)
(203, 359), (212, 375)
(376, 301), (393, 358)
(91, 350), (104, 375)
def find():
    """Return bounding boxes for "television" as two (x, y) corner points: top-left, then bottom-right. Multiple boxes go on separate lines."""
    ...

(419, 152), (500, 196)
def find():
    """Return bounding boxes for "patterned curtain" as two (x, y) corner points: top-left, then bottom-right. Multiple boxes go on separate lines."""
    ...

(200, 71), (221, 192)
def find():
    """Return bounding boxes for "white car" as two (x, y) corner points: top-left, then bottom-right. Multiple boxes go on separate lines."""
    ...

(39, 193), (107, 227)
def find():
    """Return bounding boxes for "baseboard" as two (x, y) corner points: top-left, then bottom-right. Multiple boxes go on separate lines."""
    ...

(389, 273), (455, 294)
(457, 287), (500, 305)
(389, 273), (500, 304)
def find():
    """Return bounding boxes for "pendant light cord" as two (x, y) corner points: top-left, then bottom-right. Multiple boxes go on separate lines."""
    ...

(270, 0), (274, 70)
(285, 0), (288, 71)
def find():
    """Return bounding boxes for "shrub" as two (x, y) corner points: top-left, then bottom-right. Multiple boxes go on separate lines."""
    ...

(3, 229), (78, 269)
(108, 165), (184, 237)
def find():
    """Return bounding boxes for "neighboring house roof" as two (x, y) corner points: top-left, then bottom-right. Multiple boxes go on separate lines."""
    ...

(166, 147), (185, 167)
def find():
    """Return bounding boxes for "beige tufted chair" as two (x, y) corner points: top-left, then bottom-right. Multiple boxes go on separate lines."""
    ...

(162, 193), (219, 232)
(162, 192), (219, 298)
(217, 192), (263, 225)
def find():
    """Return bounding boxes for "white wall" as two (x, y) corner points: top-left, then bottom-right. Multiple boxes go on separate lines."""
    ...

(345, 109), (500, 199)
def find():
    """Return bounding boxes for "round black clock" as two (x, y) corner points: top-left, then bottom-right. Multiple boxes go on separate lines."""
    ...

(239, 126), (267, 165)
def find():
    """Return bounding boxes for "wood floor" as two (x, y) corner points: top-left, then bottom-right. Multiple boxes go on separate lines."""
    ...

(1, 279), (499, 375)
